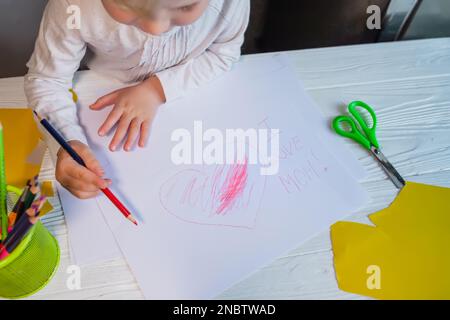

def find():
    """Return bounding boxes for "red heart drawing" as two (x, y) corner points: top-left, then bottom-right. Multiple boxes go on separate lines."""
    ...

(159, 161), (267, 229)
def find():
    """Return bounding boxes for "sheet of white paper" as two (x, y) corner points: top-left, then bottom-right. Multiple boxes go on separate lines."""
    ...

(61, 54), (368, 276)
(57, 184), (122, 265)
(62, 54), (365, 266)
(71, 54), (369, 298)
(204, 54), (366, 180)
(275, 55), (367, 180)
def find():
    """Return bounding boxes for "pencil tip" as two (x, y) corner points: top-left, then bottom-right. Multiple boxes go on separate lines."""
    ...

(33, 110), (41, 120)
(128, 215), (138, 226)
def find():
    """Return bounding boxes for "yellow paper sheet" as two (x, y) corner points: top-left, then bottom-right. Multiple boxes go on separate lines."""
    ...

(40, 200), (54, 217)
(0, 109), (44, 187)
(41, 180), (55, 197)
(331, 181), (450, 299)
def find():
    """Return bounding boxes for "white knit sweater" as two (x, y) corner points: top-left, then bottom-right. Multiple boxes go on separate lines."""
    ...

(25, 0), (250, 144)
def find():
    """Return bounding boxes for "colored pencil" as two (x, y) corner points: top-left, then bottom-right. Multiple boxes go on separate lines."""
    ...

(0, 197), (46, 257)
(34, 111), (137, 226)
(23, 175), (39, 210)
(6, 196), (45, 240)
(12, 182), (30, 225)
(0, 122), (7, 240)
(7, 187), (28, 231)
(11, 185), (27, 214)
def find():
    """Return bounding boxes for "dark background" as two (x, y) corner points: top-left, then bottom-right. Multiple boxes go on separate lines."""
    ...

(242, 0), (390, 53)
(0, 0), (449, 78)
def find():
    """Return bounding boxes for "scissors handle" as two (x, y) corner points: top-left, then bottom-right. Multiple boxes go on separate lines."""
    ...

(332, 116), (372, 150)
(348, 101), (379, 149)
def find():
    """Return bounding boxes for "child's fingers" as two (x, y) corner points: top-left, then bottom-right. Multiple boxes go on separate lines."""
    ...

(70, 189), (101, 200)
(63, 178), (102, 193)
(58, 172), (105, 199)
(124, 119), (141, 151)
(98, 106), (123, 137)
(69, 164), (108, 189)
(139, 120), (151, 148)
(110, 117), (131, 151)
(90, 90), (120, 110)
(78, 146), (104, 176)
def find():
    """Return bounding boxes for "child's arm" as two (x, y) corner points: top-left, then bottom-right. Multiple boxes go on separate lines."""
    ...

(90, 0), (250, 151)
(156, 0), (251, 103)
(25, 0), (88, 147)
(25, 0), (109, 199)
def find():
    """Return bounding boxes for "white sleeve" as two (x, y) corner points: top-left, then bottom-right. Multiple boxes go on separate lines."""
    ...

(24, 0), (88, 147)
(156, 0), (250, 102)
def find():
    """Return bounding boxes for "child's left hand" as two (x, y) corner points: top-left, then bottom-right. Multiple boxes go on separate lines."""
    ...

(90, 76), (166, 151)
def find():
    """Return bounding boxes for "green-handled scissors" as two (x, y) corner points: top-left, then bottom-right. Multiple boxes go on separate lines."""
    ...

(333, 101), (406, 189)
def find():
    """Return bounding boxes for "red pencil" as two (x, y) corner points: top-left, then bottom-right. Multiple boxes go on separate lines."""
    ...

(102, 188), (137, 225)
(34, 112), (138, 226)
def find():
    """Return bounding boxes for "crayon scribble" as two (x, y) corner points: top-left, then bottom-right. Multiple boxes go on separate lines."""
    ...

(216, 159), (248, 215)
(159, 161), (266, 229)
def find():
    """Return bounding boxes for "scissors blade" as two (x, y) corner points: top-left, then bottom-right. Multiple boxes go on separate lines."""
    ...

(370, 147), (406, 189)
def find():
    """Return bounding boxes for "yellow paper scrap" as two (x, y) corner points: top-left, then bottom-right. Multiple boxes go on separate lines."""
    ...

(331, 182), (450, 299)
(0, 109), (44, 187)
(41, 181), (55, 197)
(39, 200), (54, 217)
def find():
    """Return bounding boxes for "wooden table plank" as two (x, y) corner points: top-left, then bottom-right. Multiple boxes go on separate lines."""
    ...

(287, 38), (450, 89)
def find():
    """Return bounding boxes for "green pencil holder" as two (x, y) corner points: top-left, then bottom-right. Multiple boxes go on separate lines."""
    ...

(0, 188), (60, 299)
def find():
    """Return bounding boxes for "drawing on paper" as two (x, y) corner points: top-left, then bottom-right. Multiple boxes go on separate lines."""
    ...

(159, 159), (267, 229)
(216, 159), (248, 215)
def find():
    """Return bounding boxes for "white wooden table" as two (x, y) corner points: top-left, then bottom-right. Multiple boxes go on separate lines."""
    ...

(1, 38), (449, 300)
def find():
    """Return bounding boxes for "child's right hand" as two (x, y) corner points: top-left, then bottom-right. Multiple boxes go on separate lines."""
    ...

(56, 140), (111, 199)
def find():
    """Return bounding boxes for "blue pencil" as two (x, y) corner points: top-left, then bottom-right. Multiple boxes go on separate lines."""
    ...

(33, 111), (137, 226)
(34, 113), (86, 166)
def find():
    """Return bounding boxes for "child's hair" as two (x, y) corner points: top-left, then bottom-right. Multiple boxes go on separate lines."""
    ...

(108, 0), (161, 15)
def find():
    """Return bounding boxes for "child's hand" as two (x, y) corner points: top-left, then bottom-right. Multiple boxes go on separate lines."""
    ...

(56, 140), (111, 199)
(90, 76), (166, 152)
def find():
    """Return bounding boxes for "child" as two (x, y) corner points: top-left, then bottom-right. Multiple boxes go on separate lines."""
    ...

(25, 0), (250, 199)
